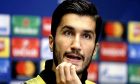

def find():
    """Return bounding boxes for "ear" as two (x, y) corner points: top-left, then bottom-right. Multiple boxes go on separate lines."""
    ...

(92, 43), (99, 59)
(49, 35), (54, 52)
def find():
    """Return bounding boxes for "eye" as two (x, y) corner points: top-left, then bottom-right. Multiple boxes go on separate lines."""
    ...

(82, 33), (92, 40)
(63, 30), (73, 36)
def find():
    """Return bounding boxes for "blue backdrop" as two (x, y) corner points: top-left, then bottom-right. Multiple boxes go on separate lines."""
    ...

(0, 0), (140, 22)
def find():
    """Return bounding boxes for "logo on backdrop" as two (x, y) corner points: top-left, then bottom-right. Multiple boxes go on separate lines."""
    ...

(42, 17), (51, 37)
(12, 15), (40, 36)
(100, 41), (127, 62)
(0, 59), (10, 80)
(41, 38), (53, 60)
(128, 64), (140, 83)
(128, 44), (140, 63)
(12, 38), (39, 58)
(102, 21), (126, 41)
(128, 21), (140, 43)
(0, 14), (10, 36)
(0, 37), (10, 58)
(99, 62), (127, 84)
(12, 60), (38, 80)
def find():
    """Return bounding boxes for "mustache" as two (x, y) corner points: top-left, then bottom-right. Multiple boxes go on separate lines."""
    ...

(64, 50), (85, 60)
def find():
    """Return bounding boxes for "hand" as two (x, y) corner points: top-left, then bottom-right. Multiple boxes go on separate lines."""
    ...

(56, 62), (82, 84)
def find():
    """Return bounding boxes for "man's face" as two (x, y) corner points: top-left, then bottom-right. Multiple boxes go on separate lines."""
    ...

(50, 13), (97, 74)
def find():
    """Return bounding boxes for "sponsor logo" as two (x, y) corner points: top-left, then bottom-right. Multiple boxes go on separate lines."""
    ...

(41, 38), (53, 60)
(12, 38), (39, 58)
(128, 21), (140, 43)
(129, 64), (140, 83)
(103, 21), (125, 40)
(12, 16), (40, 36)
(12, 60), (38, 79)
(100, 41), (127, 62)
(128, 44), (140, 62)
(0, 59), (10, 80)
(99, 62), (127, 83)
(0, 37), (10, 58)
(0, 14), (10, 35)
(42, 17), (51, 37)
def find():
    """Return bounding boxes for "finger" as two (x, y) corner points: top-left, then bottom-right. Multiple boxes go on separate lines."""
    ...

(70, 65), (81, 83)
(56, 62), (67, 83)
(56, 66), (60, 83)
(70, 65), (78, 79)
(64, 63), (72, 82)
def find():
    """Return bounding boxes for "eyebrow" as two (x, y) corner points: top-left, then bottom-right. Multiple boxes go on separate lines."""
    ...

(61, 25), (74, 31)
(61, 25), (95, 35)
(83, 30), (95, 36)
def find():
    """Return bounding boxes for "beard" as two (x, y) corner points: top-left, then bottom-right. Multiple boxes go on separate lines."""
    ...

(52, 42), (95, 75)
(76, 57), (92, 75)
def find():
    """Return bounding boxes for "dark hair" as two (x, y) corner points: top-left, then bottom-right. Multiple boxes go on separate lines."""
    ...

(51, 0), (102, 43)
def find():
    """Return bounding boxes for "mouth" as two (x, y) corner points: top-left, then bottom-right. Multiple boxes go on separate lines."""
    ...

(64, 53), (84, 62)
(66, 55), (82, 60)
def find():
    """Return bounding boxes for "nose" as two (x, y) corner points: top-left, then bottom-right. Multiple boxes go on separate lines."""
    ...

(70, 35), (81, 51)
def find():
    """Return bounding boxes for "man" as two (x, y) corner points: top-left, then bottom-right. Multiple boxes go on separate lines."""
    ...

(25, 0), (102, 84)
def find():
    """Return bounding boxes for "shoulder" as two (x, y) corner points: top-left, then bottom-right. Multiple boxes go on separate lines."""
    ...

(24, 75), (45, 84)
(85, 80), (96, 84)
